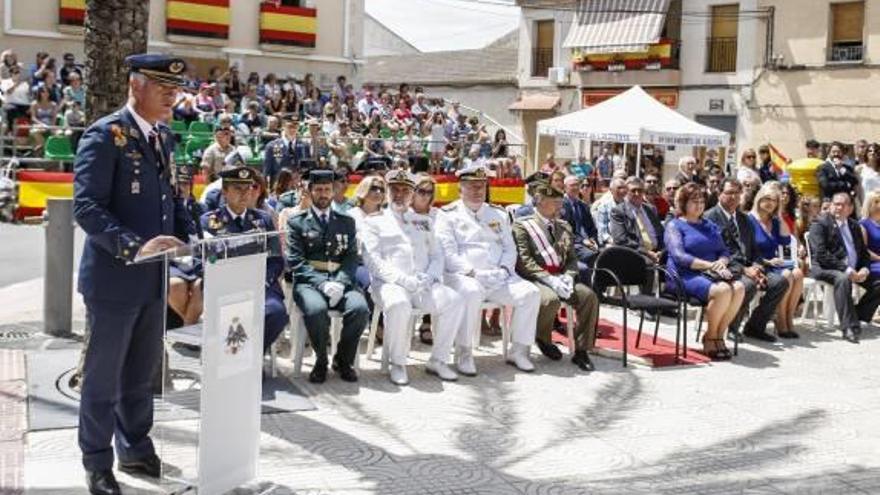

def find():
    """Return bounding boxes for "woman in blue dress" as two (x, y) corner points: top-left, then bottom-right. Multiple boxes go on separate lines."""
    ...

(665, 183), (745, 360)
(860, 190), (880, 280)
(748, 182), (804, 339)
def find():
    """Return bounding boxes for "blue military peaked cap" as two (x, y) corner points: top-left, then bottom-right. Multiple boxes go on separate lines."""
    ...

(219, 166), (256, 185)
(308, 169), (334, 185)
(125, 53), (188, 86)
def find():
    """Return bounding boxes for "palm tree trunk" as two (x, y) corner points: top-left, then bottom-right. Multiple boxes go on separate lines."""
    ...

(83, 0), (150, 123)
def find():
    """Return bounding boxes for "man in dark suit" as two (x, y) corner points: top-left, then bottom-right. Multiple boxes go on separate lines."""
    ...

(816, 141), (859, 202)
(808, 192), (880, 342)
(73, 54), (195, 495)
(262, 115), (305, 186)
(560, 175), (599, 282)
(705, 178), (789, 342)
(609, 176), (664, 265)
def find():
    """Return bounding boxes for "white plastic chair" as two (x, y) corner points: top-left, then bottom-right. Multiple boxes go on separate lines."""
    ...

(560, 302), (576, 354)
(477, 302), (513, 359)
(364, 300), (426, 373)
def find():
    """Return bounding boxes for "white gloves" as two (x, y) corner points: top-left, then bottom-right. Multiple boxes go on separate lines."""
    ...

(320, 281), (345, 307)
(475, 268), (507, 289)
(415, 273), (433, 293)
(546, 275), (573, 300)
(559, 274), (574, 292)
(398, 273), (433, 294)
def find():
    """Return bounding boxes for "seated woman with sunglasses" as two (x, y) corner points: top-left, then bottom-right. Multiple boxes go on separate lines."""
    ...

(665, 183), (746, 360)
(410, 174), (440, 344)
(348, 175), (389, 322)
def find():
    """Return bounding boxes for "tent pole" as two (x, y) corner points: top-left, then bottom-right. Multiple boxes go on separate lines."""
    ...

(636, 143), (642, 177)
(622, 143), (627, 175)
(533, 134), (541, 173)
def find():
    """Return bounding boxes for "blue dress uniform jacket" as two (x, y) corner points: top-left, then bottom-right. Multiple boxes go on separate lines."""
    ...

(285, 208), (368, 366)
(262, 137), (307, 183)
(200, 207), (288, 352)
(74, 107), (194, 302)
(73, 106), (195, 473)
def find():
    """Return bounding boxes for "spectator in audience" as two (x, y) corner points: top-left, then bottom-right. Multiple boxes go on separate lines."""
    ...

(595, 147), (613, 185)
(59, 53), (83, 86)
(645, 174), (668, 218)
(706, 169), (723, 209)
(239, 101), (265, 135)
(757, 145), (778, 183)
(609, 176), (665, 266)
(2, 65), (32, 126)
(348, 174), (387, 231)
(428, 112), (447, 173)
(796, 196), (821, 249)
(592, 177), (627, 246)
(200, 127), (235, 179)
(194, 83), (218, 118)
(263, 115), (302, 185)
(779, 182), (799, 235)
(29, 84), (58, 155)
(331, 168), (353, 214)
(817, 141), (859, 202)
(63, 100), (85, 151)
(861, 190), (880, 281)
(748, 182), (804, 339)
(808, 192), (880, 342)
(173, 88), (198, 123)
(357, 90), (379, 118)
(705, 178), (789, 343)
(736, 148), (761, 185)
(662, 179), (680, 221)
(674, 156), (706, 186)
(40, 71), (63, 103)
(267, 168), (296, 212)
(857, 142), (880, 205)
(27, 51), (49, 84)
(561, 175), (599, 282)
(0, 49), (21, 80)
(805, 138), (822, 159)
(220, 64), (243, 105)
(664, 182), (745, 360)
(63, 72), (85, 109)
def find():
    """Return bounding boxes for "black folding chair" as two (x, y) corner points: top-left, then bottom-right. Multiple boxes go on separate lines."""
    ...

(591, 246), (686, 367)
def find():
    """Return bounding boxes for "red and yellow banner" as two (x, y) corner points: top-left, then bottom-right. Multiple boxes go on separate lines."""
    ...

(14, 172), (525, 219)
(166, 0), (230, 39)
(572, 39), (676, 71)
(259, 3), (317, 48)
(59, 0), (85, 26)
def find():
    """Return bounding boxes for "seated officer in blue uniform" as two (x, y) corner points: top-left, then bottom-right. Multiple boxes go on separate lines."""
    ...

(167, 164), (206, 329)
(73, 53), (194, 495)
(200, 166), (288, 355)
(286, 169), (369, 384)
(262, 114), (305, 186)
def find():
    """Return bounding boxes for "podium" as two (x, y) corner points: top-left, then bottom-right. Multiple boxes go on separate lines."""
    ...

(136, 231), (279, 494)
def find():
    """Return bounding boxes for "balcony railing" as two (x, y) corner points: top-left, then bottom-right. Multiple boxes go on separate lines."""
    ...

(829, 43), (863, 62)
(706, 37), (738, 73)
(532, 47), (554, 77)
(571, 39), (680, 71)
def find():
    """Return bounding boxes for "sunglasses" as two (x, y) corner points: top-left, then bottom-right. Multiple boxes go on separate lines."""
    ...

(415, 188), (434, 196)
(744, 155), (756, 159)
(369, 186), (386, 195)
(665, 186), (677, 191)
(629, 188), (644, 194)
(646, 180), (658, 184)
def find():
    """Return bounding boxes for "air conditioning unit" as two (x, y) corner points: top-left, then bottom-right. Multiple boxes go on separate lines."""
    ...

(547, 66), (569, 85)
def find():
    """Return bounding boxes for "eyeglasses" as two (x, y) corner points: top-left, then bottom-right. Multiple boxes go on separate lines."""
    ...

(744, 155), (756, 159)
(369, 186), (386, 195)
(415, 188), (434, 196)
(665, 186), (677, 191)
(646, 179), (658, 184)
(629, 188), (644, 194)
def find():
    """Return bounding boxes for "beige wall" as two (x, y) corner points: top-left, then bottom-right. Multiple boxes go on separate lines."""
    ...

(763, 0), (880, 65)
(0, 0), (366, 83)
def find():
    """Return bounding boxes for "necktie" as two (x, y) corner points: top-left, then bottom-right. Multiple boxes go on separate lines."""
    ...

(840, 221), (858, 268)
(318, 213), (328, 228)
(148, 126), (165, 171)
(729, 213), (740, 238)
(634, 207), (654, 251)
(547, 222), (556, 243)
(233, 216), (244, 231)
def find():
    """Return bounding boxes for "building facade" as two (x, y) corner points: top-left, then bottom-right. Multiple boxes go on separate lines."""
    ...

(0, 0), (365, 85)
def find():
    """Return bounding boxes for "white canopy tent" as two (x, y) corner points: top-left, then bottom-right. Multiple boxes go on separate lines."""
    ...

(535, 86), (731, 175)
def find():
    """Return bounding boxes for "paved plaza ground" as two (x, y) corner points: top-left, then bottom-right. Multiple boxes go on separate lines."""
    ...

(1, 225), (879, 494)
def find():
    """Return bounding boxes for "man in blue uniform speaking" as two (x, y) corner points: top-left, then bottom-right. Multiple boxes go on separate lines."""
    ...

(73, 54), (194, 495)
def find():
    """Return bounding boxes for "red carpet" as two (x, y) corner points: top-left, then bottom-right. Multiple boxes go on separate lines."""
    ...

(552, 317), (710, 367)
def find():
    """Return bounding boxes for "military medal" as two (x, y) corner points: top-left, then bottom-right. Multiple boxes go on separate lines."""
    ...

(110, 125), (127, 147)
(130, 180), (141, 194)
(487, 220), (501, 233)
(129, 128), (140, 140)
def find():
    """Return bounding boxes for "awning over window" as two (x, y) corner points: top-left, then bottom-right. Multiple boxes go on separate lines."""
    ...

(563, 0), (669, 54)
(508, 94), (561, 111)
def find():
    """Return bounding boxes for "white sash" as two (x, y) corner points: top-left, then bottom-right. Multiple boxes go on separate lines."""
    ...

(521, 218), (561, 270)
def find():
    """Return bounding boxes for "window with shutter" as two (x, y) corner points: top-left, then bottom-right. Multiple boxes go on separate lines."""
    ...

(706, 4), (738, 73)
(829, 2), (864, 62)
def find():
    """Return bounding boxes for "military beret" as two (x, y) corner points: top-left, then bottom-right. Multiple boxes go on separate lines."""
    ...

(385, 169), (415, 187)
(309, 169), (334, 185)
(219, 166), (255, 185)
(524, 171), (550, 186)
(534, 183), (563, 199)
(125, 53), (187, 86)
(456, 162), (492, 182)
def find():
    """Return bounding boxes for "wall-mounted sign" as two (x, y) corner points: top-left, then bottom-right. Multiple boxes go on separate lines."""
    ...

(709, 99), (725, 111)
(582, 88), (679, 108)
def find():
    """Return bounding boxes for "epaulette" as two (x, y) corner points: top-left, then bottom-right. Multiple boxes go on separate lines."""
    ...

(489, 203), (506, 211)
(441, 204), (457, 212)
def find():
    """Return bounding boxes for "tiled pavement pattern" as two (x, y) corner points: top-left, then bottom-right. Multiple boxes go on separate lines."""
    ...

(11, 306), (880, 494)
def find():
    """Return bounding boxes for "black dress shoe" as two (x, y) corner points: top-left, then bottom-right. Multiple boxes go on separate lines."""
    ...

(118, 453), (161, 478)
(842, 328), (860, 343)
(332, 361), (358, 382)
(743, 329), (777, 343)
(309, 363), (328, 383)
(571, 351), (595, 371)
(777, 331), (800, 339)
(535, 339), (563, 361)
(87, 469), (120, 495)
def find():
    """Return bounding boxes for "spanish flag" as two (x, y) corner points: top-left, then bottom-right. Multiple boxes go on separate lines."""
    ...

(166, 0), (230, 39)
(768, 143), (791, 175)
(259, 3), (317, 48)
(59, 0), (85, 26)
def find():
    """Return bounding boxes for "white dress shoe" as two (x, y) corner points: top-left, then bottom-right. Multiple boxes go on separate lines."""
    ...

(389, 364), (409, 386)
(425, 359), (459, 381)
(506, 343), (535, 372)
(454, 347), (477, 376)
